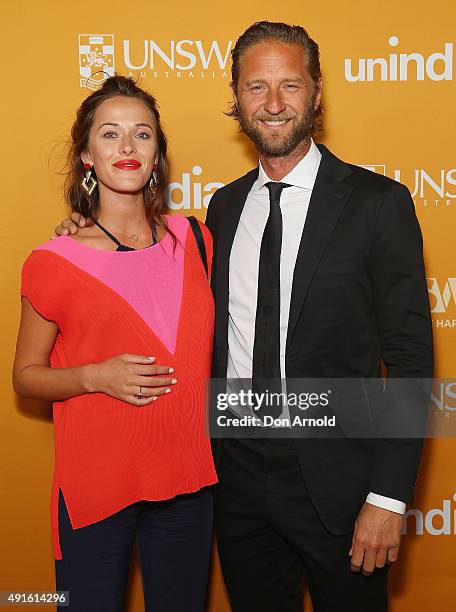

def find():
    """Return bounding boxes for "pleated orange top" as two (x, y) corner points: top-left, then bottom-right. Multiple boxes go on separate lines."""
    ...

(20, 215), (217, 559)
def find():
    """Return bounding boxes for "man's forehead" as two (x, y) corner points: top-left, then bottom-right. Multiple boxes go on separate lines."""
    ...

(239, 41), (308, 72)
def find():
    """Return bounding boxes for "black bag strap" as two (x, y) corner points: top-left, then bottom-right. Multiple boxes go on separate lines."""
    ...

(187, 216), (208, 277)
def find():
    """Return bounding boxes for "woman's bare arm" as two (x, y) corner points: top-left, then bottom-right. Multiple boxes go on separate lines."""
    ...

(13, 298), (176, 405)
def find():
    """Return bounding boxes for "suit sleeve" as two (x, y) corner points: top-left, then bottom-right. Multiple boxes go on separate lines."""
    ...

(368, 182), (434, 503)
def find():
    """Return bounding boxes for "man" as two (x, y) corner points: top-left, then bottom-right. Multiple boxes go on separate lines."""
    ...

(56, 21), (433, 612)
(205, 21), (432, 612)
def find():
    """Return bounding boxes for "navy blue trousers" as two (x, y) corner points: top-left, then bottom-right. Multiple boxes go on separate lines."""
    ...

(55, 488), (213, 611)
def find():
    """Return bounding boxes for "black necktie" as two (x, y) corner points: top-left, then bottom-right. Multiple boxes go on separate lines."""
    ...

(252, 182), (291, 419)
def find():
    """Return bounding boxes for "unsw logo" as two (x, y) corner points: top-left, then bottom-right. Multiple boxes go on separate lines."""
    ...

(359, 164), (456, 208)
(426, 278), (456, 328)
(428, 278), (456, 314)
(123, 39), (232, 73)
(78, 34), (231, 88)
(79, 35), (115, 90)
(430, 381), (456, 416)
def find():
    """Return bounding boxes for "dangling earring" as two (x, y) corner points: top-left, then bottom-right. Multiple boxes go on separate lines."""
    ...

(82, 163), (97, 196)
(149, 164), (159, 192)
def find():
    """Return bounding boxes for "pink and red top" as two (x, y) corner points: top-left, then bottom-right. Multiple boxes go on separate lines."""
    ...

(20, 214), (217, 559)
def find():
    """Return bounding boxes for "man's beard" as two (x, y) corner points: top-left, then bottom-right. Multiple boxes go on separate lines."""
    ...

(238, 94), (317, 157)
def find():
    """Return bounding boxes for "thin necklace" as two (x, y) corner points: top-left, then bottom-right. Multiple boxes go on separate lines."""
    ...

(97, 218), (152, 242)
(95, 220), (157, 249)
(98, 219), (139, 242)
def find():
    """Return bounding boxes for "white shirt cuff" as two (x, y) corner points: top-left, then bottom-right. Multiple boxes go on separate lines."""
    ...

(366, 492), (406, 515)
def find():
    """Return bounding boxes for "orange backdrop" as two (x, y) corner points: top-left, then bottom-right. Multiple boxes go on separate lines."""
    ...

(1, 0), (455, 609)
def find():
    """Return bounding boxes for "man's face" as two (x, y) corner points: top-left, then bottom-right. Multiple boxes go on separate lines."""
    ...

(234, 41), (322, 157)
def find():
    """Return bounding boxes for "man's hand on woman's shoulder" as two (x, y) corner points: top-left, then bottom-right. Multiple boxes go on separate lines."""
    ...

(54, 212), (92, 237)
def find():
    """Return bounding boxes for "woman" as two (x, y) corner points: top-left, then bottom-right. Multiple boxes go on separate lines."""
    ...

(13, 76), (217, 612)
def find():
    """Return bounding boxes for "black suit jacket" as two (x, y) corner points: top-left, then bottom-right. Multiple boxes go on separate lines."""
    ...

(205, 144), (433, 534)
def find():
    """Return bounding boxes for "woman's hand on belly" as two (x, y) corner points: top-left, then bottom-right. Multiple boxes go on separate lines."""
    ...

(85, 354), (177, 407)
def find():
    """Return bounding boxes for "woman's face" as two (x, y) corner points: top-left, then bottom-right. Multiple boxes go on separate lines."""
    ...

(81, 96), (158, 196)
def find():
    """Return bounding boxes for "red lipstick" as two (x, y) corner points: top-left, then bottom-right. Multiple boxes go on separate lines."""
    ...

(113, 159), (142, 170)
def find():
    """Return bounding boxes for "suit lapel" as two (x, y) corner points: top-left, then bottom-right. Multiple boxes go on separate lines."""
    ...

(285, 145), (354, 352)
(215, 168), (258, 355)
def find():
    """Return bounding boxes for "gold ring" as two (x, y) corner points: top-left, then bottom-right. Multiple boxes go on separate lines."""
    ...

(137, 386), (142, 399)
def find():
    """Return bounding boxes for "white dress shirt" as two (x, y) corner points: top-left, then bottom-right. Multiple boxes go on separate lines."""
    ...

(227, 140), (405, 515)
